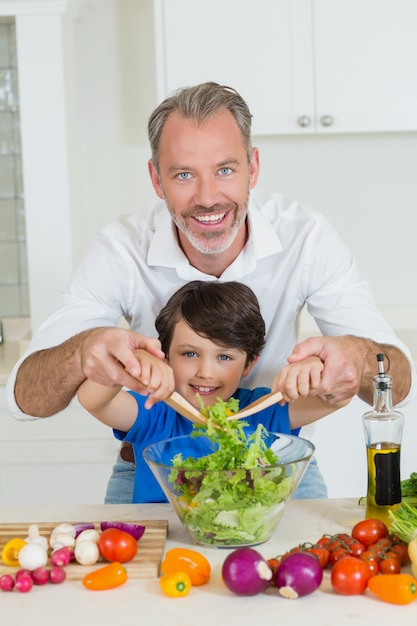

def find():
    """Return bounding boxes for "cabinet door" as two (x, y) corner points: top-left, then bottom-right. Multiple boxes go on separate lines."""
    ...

(153, 0), (315, 135)
(314, 0), (417, 133)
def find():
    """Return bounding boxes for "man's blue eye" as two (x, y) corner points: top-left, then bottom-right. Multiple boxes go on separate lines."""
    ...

(219, 167), (232, 175)
(178, 172), (190, 180)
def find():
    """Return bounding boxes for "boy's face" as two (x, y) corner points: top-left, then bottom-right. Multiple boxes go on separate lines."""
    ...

(167, 318), (258, 408)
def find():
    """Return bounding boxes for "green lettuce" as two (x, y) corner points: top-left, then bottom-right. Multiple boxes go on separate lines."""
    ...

(168, 396), (294, 546)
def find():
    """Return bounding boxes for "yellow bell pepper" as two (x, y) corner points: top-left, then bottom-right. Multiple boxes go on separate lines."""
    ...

(1, 538), (28, 566)
(159, 571), (192, 597)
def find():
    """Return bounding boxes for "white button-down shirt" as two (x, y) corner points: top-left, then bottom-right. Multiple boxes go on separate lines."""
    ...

(7, 191), (415, 420)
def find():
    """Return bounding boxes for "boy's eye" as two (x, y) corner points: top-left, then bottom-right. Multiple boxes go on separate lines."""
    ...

(219, 354), (231, 361)
(183, 351), (197, 358)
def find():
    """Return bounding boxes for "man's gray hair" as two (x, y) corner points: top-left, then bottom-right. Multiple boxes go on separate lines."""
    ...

(148, 82), (253, 172)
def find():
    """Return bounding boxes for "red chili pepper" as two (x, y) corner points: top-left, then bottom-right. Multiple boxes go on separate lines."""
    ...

(82, 562), (127, 590)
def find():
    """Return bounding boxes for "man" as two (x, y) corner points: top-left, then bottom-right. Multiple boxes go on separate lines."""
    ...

(7, 82), (414, 500)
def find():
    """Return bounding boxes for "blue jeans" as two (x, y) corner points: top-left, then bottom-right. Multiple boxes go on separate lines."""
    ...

(104, 452), (328, 503)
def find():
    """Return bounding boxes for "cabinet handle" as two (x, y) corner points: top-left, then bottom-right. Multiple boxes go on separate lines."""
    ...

(297, 115), (311, 127)
(320, 115), (334, 127)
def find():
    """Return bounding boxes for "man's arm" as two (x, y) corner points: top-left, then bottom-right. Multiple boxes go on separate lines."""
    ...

(287, 335), (412, 406)
(13, 327), (165, 417)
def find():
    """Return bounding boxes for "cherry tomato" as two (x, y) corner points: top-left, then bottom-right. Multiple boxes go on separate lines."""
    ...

(347, 540), (366, 557)
(331, 555), (371, 595)
(305, 547), (330, 569)
(98, 528), (138, 563)
(329, 547), (351, 566)
(351, 519), (388, 548)
(359, 550), (381, 576)
(391, 542), (410, 566)
(380, 558), (402, 575)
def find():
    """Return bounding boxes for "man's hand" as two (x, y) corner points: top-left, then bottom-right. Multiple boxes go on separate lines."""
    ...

(15, 327), (166, 417)
(80, 327), (165, 392)
(287, 335), (411, 406)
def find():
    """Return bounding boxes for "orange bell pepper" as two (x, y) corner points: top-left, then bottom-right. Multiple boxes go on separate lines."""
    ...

(159, 571), (192, 597)
(82, 562), (128, 590)
(161, 547), (211, 585)
(1, 538), (27, 567)
(367, 573), (417, 605)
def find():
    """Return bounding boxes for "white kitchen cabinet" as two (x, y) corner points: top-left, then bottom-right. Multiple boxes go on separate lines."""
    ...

(0, 387), (120, 507)
(153, 0), (417, 135)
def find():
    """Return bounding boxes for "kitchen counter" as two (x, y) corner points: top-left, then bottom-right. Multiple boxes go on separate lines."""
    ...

(1, 498), (415, 626)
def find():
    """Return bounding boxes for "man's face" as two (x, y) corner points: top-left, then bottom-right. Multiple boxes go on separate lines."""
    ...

(148, 110), (259, 256)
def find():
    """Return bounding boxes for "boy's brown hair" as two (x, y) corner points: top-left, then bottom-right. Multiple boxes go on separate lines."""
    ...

(155, 281), (265, 366)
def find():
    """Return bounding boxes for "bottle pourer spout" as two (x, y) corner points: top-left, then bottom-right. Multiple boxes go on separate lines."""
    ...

(377, 353), (385, 376)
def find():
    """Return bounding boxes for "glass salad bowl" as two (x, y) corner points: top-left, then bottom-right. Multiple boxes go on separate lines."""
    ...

(143, 432), (314, 548)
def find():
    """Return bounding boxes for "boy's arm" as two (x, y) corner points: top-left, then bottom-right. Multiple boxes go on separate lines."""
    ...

(288, 395), (350, 429)
(77, 349), (175, 431)
(77, 379), (137, 431)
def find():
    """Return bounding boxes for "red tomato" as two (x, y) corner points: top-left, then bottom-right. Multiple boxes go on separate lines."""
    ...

(98, 528), (138, 563)
(331, 556), (371, 595)
(351, 519), (388, 548)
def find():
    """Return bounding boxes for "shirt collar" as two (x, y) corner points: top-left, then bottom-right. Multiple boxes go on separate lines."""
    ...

(147, 193), (282, 279)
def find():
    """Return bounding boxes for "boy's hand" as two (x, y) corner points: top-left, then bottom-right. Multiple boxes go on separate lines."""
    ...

(272, 356), (324, 402)
(130, 349), (175, 409)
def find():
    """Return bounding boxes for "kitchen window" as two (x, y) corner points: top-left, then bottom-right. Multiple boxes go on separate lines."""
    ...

(0, 17), (29, 318)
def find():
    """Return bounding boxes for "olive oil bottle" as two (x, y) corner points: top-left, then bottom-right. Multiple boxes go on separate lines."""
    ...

(362, 354), (404, 527)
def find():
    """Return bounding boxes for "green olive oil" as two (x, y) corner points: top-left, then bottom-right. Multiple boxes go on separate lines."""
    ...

(362, 354), (404, 527)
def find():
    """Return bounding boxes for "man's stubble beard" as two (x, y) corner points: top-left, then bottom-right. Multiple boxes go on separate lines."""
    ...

(168, 198), (249, 256)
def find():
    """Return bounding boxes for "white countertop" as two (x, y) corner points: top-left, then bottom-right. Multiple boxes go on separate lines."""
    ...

(1, 498), (415, 626)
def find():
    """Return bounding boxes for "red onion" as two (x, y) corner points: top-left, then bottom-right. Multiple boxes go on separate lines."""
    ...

(100, 521), (146, 541)
(275, 552), (323, 599)
(73, 523), (95, 538)
(222, 547), (273, 596)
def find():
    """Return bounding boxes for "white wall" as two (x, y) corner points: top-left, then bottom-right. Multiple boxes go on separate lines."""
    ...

(67, 0), (417, 312)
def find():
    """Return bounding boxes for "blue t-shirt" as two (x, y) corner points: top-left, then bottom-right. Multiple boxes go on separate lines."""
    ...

(113, 387), (299, 503)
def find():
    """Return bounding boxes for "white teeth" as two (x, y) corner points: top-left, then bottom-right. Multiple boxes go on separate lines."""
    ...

(194, 386), (217, 393)
(195, 213), (225, 224)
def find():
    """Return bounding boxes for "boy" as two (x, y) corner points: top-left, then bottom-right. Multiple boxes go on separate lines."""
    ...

(77, 281), (348, 503)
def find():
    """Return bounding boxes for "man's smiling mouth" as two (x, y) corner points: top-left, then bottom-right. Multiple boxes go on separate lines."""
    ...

(194, 212), (226, 224)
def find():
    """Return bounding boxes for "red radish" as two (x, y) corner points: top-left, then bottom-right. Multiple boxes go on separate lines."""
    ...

(0, 574), (15, 592)
(15, 574), (33, 593)
(32, 567), (50, 585)
(50, 546), (73, 567)
(50, 566), (67, 584)
(275, 552), (323, 599)
(15, 569), (32, 579)
(222, 547), (272, 596)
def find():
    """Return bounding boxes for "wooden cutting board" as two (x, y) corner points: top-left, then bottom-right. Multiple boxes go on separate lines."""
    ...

(0, 519), (168, 579)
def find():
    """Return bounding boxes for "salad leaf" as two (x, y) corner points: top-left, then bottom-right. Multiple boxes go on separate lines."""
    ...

(168, 396), (294, 546)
